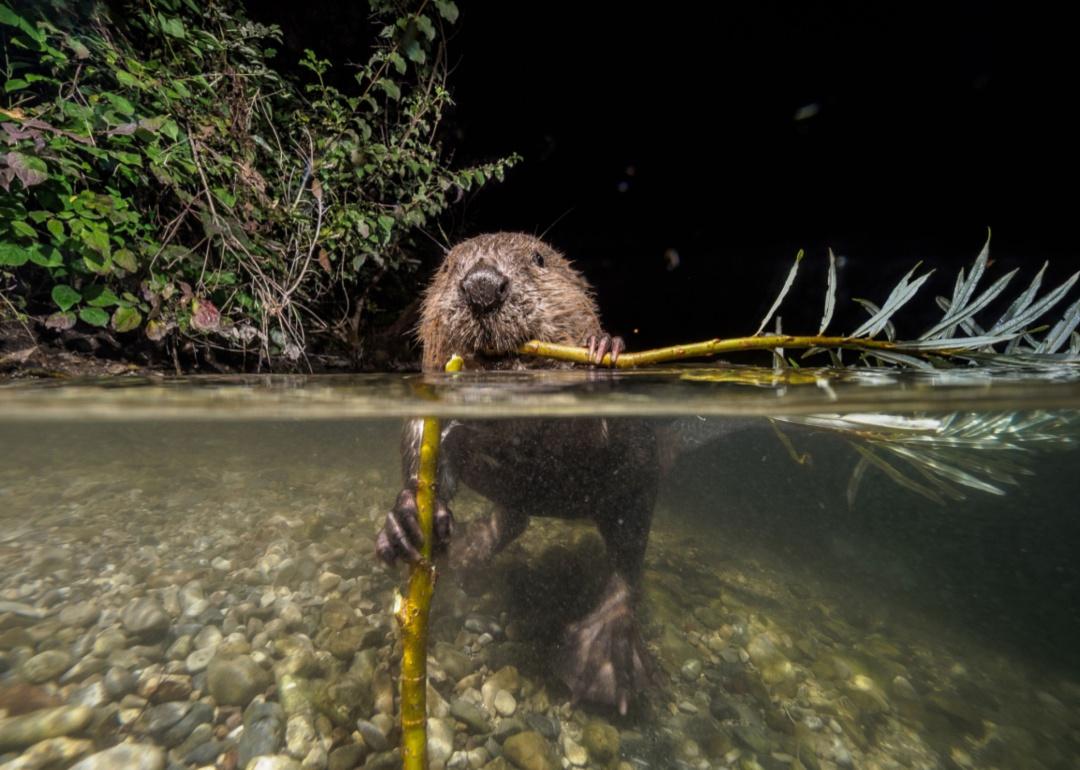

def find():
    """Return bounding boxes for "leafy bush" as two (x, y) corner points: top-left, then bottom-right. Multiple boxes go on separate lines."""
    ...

(0, 0), (516, 365)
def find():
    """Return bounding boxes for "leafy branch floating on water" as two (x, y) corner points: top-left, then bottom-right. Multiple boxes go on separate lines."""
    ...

(520, 233), (1080, 368)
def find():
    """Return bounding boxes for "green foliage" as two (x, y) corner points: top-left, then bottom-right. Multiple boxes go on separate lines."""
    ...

(0, 0), (517, 364)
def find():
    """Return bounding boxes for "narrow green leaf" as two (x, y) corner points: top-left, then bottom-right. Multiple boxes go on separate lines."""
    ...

(755, 249), (803, 336)
(818, 248), (837, 335)
(922, 268), (1017, 340)
(850, 265), (934, 339)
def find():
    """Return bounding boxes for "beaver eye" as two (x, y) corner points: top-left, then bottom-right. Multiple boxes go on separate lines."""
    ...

(532, 251), (545, 268)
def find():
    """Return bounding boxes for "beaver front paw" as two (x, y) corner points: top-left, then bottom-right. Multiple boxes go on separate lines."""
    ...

(584, 333), (625, 366)
(374, 487), (454, 564)
(556, 574), (658, 715)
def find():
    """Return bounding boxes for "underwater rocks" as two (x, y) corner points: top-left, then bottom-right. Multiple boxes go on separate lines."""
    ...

(207, 654), (270, 707)
(0, 706), (93, 752)
(0, 457), (1077, 770)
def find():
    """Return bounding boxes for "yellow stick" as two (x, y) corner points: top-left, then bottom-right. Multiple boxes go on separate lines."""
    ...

(397, 355), (462, 770)
(519, 334), (960, 367)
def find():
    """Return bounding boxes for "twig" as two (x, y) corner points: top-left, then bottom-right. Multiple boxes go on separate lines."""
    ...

(397, 354), (463, 770)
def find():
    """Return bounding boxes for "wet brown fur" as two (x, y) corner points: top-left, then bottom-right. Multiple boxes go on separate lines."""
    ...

(418, 232), (602, 370)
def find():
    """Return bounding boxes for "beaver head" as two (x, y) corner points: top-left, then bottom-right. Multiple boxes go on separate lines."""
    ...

(418, 232), (602, 370)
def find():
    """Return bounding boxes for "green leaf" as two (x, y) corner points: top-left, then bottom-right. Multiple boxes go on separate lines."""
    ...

(0, 4), (44, 43)
(389, 51), (407, 73)
(434, 1), (460, 23)
(377, 79), (400, 101)
(415, 15), (435, 41)
(112, 248), (137, 272)
(115, 69), (138, 87)
(105, 92), (135, 116)
(51, 284), (82, 311)
(0, 243), (30, 266)
(28, 245), (63, 267)
(404, 40), (425, 64)
(80, 227), (110, 255)
(78, 306), (109, 327)
(159, 14), (187, 38)
(4, 78), (28, 92)
(46, 218), (65, 239)
(84, 285), (121, 307)
(111, 305), (142, 332)
(10, 219), (35, 238)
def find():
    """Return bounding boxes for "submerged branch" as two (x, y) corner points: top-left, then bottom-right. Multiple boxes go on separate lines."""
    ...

(397, 354), (462, 770)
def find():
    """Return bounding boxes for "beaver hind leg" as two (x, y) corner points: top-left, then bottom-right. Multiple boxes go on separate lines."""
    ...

(556, 573), (658, 715)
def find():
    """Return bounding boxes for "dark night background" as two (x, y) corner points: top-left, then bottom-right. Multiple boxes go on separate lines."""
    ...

(248, 1), (1077, 349)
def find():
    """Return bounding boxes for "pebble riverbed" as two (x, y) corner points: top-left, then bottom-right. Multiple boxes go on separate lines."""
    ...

(0, 420), (1077, 770)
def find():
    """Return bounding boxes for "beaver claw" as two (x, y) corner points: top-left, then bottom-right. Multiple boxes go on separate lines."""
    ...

(375, 487), (454, 564)
(556, 574), (658, 715)
(584, 334), (625, 366)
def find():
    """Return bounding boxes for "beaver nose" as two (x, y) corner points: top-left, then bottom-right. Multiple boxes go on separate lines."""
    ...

(460, 263), (510, 313)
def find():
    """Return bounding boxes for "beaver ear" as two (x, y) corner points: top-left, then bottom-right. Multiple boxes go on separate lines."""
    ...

(531, 251), (545, 268)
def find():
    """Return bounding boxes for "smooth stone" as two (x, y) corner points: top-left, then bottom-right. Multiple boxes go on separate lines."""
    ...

(121, 598), (170, 640)
(137, 673), (192, 703)
(174, 722), (214, 757)
(186, 646), (216, 673)
(0, 736), (92, 770)
(355, 719), (388, 752)
(245, 757), (301, 770)
(450, 698), (492, 734)
(502, 731), (559, 770)
(166, 635), (193, 661)
(237, 702), (286, 769)
(522, 714), (559, 740)
(847, 675), (890, 714)
(208, 655), (270, 707)
(161, 701), (213, 748)
(327, 744), (365, 770)
(561, 735), (588, 766)
(0, 706), (93, 752)
(92, 630), (128, 657)
(104, 667), (137, 699)
(194, 625), (223, 649)
(182, 738), (226, 765)
(285, 714), (316, 758)
(58, 602), (100, 628)
(891, 675), (918, 700)
(493, 690), (516, 717)
(434, 643), (475, 681)
(21, 650), (73, 683)
(494, 717), (526, 742)
(58, 656), (106, 684)
(141, 701), (192, 736)
(681, 658), (703, 681)
(428, 717), (455, 766)
(582, 720), (620, 764)
(68, 743), (165, 770)
(320, 599), (355, 631)
(69, 680), (109, 709)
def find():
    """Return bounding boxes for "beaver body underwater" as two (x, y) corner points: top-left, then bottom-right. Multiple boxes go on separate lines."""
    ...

(375, 232), (658, 713)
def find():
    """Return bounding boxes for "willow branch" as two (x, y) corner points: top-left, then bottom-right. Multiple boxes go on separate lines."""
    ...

(396, 354), (462, 770)
(519, 334), (964, 367)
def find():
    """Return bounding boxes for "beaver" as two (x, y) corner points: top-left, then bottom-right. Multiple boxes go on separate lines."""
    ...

(375, 232), (657, 714)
